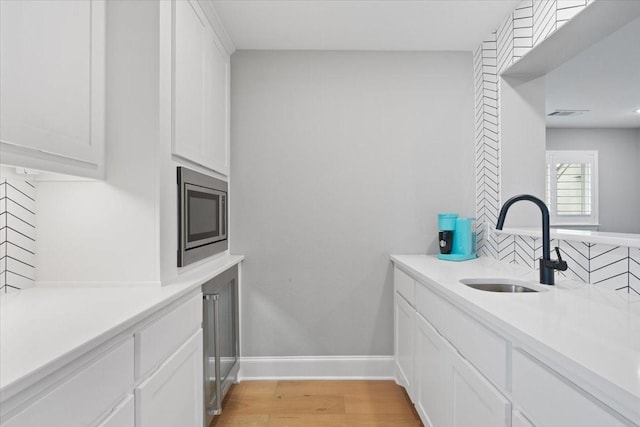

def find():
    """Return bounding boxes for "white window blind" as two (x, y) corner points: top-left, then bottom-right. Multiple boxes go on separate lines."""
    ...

(546, 151), (599, 226)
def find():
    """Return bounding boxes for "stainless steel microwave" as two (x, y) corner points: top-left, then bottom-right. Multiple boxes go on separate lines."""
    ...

(177, 167), (228, 267)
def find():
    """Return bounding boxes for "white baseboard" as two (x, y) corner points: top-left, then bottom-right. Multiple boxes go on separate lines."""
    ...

(238, 355), (395, 380)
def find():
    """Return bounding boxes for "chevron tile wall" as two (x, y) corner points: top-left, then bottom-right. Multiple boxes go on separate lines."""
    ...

(630, 248), (640, 292)
(491, 229), (640, 295)
(473, 35), (500, 258)
(0, 178), (36, 292)
(473, 0), (591, 256)
(473, 0), (640, 295)
(558, 240), (589, 283)
(590, 244), (629, 291)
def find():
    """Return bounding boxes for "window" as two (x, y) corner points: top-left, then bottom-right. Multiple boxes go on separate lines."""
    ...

(546, 150), (599, 227)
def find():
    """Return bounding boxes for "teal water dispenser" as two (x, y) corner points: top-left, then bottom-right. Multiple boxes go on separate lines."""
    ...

(437, 213), (477, 261)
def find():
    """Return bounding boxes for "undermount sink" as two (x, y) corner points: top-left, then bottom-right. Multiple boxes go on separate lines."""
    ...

(459, 278), (547, 293)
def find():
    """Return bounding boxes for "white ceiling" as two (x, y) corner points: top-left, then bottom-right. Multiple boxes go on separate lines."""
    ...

(210, 0), (521, 51)
(546, 16), (640, 128)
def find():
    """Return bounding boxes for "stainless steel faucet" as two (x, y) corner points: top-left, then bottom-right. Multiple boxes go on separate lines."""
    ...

(496, 194), (568, 285)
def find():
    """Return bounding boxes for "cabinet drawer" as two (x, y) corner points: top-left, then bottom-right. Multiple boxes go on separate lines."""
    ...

(394, 267), (415, 305)
(4, 338), (134, 427)
(97, 395), (134, 427)
(135, 329), (203, 427)
(415, 281), (507, 390)
(512, 349), (630, 427)
(451, 349), (511, 427)
(136, 293), (202, 379)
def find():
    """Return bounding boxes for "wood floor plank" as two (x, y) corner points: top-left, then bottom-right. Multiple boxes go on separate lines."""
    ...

(267, 414), (353, 427)
(211, 414), (269, 427)
(268, 414), (422, 427)
(223, 395), (274, 415)
(230, 381), (278, 397)
(275, 380), (405, 397)
(351, 414), (423, 426)
(344, 394), (416, 415)
(213, 380), (423, 426)
(270, 394), (346, 415)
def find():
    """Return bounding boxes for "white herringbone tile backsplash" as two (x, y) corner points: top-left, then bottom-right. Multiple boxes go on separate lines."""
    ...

(473, 0), (591, 257)
(0, 178), (36, 292)
(467, 0), (640, 294)
(491, 229), (640, 295)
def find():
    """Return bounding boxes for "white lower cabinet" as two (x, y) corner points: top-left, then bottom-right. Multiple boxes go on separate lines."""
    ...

(511, 410), (534, 427)
(414, 315), (450, 427)
(394, 293), (415, 397)
(512, 349), (631, 427)
(97, 395), (135, 427)
(0, 291), (203, 427)
(394, 265), (636, 427)
(135, 329), (203, 427)
(3, 338), (134, 427)
(450, 347), (510, 427)
(413, 313), (509, 427)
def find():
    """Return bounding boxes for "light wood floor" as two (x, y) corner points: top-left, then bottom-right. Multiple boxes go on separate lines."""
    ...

(210, 380), (423, 427)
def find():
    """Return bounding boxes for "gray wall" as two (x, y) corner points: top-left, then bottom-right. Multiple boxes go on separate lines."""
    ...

(230, 51), (474, 357)
(546, 128), (640, 233)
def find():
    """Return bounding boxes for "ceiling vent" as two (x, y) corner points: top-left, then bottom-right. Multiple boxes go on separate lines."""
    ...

(547, 109), (589, 117)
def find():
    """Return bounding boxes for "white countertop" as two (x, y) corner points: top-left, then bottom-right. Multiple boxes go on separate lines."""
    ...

(391, 255), (640, 422)
(0, 254), (244, 402)
(497, 226), (640, 248)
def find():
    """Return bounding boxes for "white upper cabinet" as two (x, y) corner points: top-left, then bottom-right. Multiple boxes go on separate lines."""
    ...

(0, 0), (105, 178)
(173, 0), (230, 176)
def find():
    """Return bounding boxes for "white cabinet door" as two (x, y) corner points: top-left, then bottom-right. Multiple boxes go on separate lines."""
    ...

(394, 292), (414, 397)
(394, 267), (415, 304)
(208, 33), (230, 176)
(3, 338), (134, 427)
(512, 410), (534, 427)
(173, 0), (229, 176)
(173, 0), (210, 168)
(451, 351), (511, 427)
(0, 0), (105, 178)
(135, 329), (203, 427)
(414, 315), (450, 427)
(135, 293), (202, 380)
(512, 349), (630, 427)
(414, 314), (510, 427)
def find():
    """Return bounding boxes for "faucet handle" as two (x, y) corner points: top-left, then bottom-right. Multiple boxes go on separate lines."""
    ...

(555, 247), (563, 261)
(552, 247), (568, 271)
(542, 247), (568, 272)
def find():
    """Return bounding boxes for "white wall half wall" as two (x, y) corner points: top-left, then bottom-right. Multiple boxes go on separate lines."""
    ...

(547, 128), (640, 233)
(499, 75), (547, 227)
(231, 50), (475, 358)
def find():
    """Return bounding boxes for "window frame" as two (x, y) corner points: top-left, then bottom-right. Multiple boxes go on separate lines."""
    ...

(545, 150), (599, 227)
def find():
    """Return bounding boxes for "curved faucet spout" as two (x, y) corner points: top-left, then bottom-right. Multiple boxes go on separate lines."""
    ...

(496, 194), (550, 262)
(496, 194), (566, 285)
